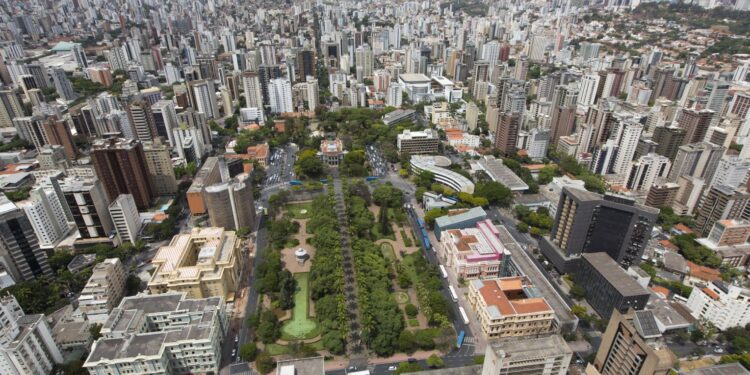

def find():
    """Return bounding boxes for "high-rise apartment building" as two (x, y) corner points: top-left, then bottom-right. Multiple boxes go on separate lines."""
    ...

(625, 153), (671, 192)
(612, 121), (644, 176)
(241, 71), (264, 108)
(109, 194), (142, 246)
(354, 45), (374, 77)
(189, 79), (219, 119)
(16, 187), (72, 249)
(710, 154), (750, 190)
(204, 171), (255, 231)
(142, 139), (178, 196)
(126, 99), (157, 142)
(493, 112), (520, 155)
(77, 258), (126, 322)
(693, 185), (750, 237)
(592, 309), (676, 375)
(677, 108), (714, 145)
(0, 295), (63, 374)
(0, 195), (52, 281)
(686, 281), (750, 331)
(49, 67), (77, 101)
(652, 126), (686, 161)
(268, 78), (293, 113)
(0, 89), (23, 128)
(540, 187), (658, 273)
(90, 138), (154, 209)
(667, 141), (724, 183)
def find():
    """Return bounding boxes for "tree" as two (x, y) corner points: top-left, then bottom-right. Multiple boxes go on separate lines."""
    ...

(90, 323), (103, 340)
(322, 331), (345, 354)
(277, 270), (298, 310)
(255, 351), (275, 373)
(405, 304), (418, 317)
(517, 222), (529, 233)
(341, 149), (369, 177)
(373, 183), (403, 207)
(240, 342), (258, 362)
(296, 149), (326, 178)
(395, 362), (423, 374)
(426, 354), (445, 368)
(399, 330), (417, 353)
(474, 181), (513, 207)
(423, 208), (446, 229)
(570, 285), (586, 300)
(414, 329), (436, 350)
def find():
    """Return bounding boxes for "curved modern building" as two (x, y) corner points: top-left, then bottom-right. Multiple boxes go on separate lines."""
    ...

(410, 155), (475, 194)
(204, 173), (255, 231)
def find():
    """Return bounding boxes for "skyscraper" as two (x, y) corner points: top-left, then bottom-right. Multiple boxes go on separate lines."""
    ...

(0, 194), (52, 281)
(539, 187), (658, 273)
(50, 67), (77, 101)
(493, 112), (520, 155)
(60, 176), (114, 240)
(612, 121), (643, 176)
(677, 108), (714, 145)
(693, 185), (750, 237)
(652, 126), (686, 161)
(0, 89), (23, 128)
(90, 138), (154, 209)
(202, 158), (255, 231)
(16, 187), (72, 249)
(142, 139), (178, 196)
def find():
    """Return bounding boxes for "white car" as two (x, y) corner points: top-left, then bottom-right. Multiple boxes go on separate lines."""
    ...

(388, 366), (397, 371)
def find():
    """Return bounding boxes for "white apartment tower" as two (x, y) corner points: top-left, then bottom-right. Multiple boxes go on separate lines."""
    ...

(577, 74), (600, 108)
(17, 187), (71, 249)
(0, 295), (63, 375)
(386, 84), (403, 108)
(612, 121), (644, 176)
(191, 80), (219, 119)
(710, 154), (750, 189)
(109, 194), (142, 246)
(306, 76), (319, 112)
(268, 78), (293, 113)
(626, 153), (671, 192)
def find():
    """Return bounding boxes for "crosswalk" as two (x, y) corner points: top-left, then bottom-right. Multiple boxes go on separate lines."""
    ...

(463, 336), (476, 344)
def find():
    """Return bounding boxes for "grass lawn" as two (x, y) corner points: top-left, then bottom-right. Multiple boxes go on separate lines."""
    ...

(408, 318), (420, 327)
(380, 242), (396, 261)
(393, 291), (409, 304)
(372, 225), (397, 241)
(286, 202), (313, 219)
(265, 343), (290, 356)
(281, 273), (321, 340)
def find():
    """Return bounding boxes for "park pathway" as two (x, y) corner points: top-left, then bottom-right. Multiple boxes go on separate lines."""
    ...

(330, 170), (368, 363)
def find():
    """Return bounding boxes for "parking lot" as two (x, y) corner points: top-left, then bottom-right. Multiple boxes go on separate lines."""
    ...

(366, 144), (388, 177)
(264, 144), (298, 187)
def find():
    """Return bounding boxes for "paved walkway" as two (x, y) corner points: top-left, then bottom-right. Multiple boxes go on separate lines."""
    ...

(280, 218), (315, 274)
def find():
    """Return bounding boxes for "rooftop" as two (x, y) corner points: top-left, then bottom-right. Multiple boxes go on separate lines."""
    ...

(474, 156), (529, 191)
(276, 356), (325, 375)
(487, 334), (572, 361)
(471, 276), (552, 319)
(581, 252), (650, 297)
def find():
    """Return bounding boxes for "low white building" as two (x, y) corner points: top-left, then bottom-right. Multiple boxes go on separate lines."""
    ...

(686, 280), (750, 330)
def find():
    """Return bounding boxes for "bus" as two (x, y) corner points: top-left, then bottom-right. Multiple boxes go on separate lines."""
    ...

(456, 330), (465, 348)
(448, 285), (458, 302)
(439, 265), (448, 279)
(459, 307), (469, 325)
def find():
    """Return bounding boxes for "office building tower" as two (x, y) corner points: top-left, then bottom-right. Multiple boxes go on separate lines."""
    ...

(0, 89), (23, 128)
(705, 80), (730, 113)
(142, 140), (178, 196)
(296, 49), (316, 81)
(16, 187), (71, 249)
(241, 71), (263, 108)
(151, 100), (178, 147)
(575, 253), (650, 319)
(626, 153), (671, 192)
(189, 79), (219, 119)
(693, 185), (750, 237)
(652, 126), (686, 160)
(677, 108), (714, 145)
(25, 63), (49, 89)
(77, 258), (126, 322)
(481, 335), (572, 375)
(0, 295), (63, 374)
(540, 188), (658, 273)
(667, 142), (724, 183)
(84, 293), (226, 374)
(593, 310), (676, 375)
(71, 43), (87, 68)
(651, 66), (681, 102)
(126, 99), (158, 142)
(268, 78), (293, 114)
(90, 138), (154, 209)
(203, 158), (255, 231)
(60, 176), (114, 240)
(49, 67), (77, 101)
(109, 194), (142, 246)
(493, 112), (520, 155)
(0, 195), (52, 281)
(42, 118), (77, 160)
(397, 129), (440, 155)
(258, 64), (283, 104)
